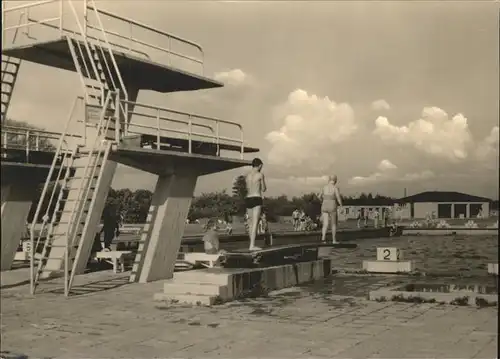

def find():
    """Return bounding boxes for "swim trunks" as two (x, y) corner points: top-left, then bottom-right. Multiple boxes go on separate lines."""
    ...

(245, 196), (263, 209)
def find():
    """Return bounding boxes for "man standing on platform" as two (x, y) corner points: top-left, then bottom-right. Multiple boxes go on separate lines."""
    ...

(245, 158), (267, 251)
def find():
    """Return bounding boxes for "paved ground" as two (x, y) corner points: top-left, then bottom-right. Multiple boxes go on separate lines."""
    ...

(1, 268), (497, 358)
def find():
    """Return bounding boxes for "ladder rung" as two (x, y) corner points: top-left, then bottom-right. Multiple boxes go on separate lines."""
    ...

(66, 186), (96, 192)
(70, 175), (99, 180)
(50, 232), (83, 238)
(39, 265), (74, 271)
(56, 209), (89, 214)
(45, 244), (79, 248)
(59, 198), (92, 203)
(71, 165), (102, 170)
(53, 221), (85, 226)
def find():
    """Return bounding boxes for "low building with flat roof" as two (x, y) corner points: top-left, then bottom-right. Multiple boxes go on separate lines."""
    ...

(396, 191), (491, 219)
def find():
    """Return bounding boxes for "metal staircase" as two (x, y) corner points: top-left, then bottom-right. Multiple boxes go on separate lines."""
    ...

(30, 92), (117, 295)
(26, 1), (129, 295)
(1, 8), (25, 123)
(1, 56), (21, 122)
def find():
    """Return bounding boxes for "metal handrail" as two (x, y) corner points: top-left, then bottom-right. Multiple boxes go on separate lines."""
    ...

(2, 0), (58, 12)
(83, 0), (128, 132)
(2, 0), (62, 45)
(1, 125), (82, 139)
(66, 91), (117, 292)
(122, 99), (245, 158)
(2, 0), (204, 74)
(1, 125), (81, 160)
(88, 6), (204, 71)
(29, 96), (80, 295)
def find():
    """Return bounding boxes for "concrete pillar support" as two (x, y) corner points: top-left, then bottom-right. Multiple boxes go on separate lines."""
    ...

(130, 169), (198, 283)
(1, 178), (39, 271)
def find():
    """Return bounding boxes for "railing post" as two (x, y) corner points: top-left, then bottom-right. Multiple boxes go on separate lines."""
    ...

(25, 9), (30, 38)
(26, 130), (30, 160)
(3, 131), (7, 149)
(129, 22), (133, 51)
(240, 129), (244, 159)
(83, 0), (88, 39)
(83, 102), (87, 145)
(188, 115), (192, 154)
(156, 109), (160, 150)
(168, 37), (172, 66)
(35, 133), (40, 151)
(216, 122), (220, 156)
(59, 0), (63, 36)
(114, 91), (120, 143)
(2, 10), (5, 45)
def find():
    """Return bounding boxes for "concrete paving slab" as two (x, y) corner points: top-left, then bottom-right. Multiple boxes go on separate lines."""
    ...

(0, 268), (497, 358)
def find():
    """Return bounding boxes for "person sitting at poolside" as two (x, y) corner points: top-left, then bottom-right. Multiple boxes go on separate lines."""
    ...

(202, 219), (222, 255)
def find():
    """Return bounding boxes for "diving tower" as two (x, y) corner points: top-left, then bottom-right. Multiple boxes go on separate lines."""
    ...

(1, 0), (258, 295)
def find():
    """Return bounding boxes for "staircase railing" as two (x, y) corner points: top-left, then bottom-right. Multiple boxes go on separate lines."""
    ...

(80, 0), (128, 125)
(65, 91), (116, 294)
(29, 91), (116, 295)
(29, 97), (82, 295)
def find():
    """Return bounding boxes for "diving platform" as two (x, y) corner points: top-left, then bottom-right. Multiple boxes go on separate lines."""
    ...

(112, 133), (258, 175)
(2, 38), (223, 93)
(2, 1), (221, 93)
(112, 146), (255, 176)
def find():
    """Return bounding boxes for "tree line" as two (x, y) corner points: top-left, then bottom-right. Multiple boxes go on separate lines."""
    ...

(27, 175), (397, 224)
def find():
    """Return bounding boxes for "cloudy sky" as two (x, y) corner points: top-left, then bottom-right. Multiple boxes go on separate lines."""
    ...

(6, 1), (499, 199)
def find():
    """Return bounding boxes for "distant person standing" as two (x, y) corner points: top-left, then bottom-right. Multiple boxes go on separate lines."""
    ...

(292, 209), (300, 231)
(299, 210), (307, 231)
(245, 158), (267, 251)
(258, 212), (268, 235)
(102, 207), (119, 251)
(373, 209), (380, 228)
(319, 175), (343, 243)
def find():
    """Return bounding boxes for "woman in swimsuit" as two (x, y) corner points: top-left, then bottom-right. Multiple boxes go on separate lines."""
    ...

(319, 175), (343, 243)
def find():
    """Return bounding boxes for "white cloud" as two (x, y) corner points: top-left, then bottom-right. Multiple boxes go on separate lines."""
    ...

(373, 107), (472, 161)
(348, 160), (434, 186)
(373, 107), (473, 162)
(377, 159), (397, 171)
(265, 89), (357, 171)
(400, 170), (435, 182)
(269, 175), (329, 187)
(348, 172), (384, 186)
(213, 69), (250, 86)
(371, 99), (391, 111)
(475, 126), (499, 161)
